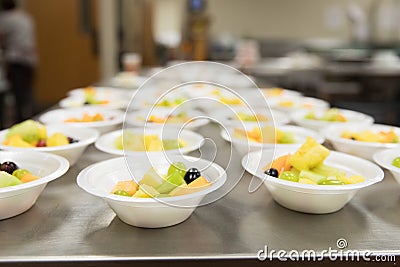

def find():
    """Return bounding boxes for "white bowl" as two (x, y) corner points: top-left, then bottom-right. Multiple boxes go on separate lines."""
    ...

(95, 128), (204, 156)
(39, 107), (124, 134)
(291, 109), (374, 132)
(373, 148), (400, 184)
(125, 108), (209, 130)
(323, 124), (400, 161)
(77, 155), (226, 228)
(269, 96), (329, 112)
(109, 73), (148, 88)
(242, 148), (384, 214)
(67, 86), (133, 98)
(222, 125), (324, 158)
(0, 125), (99, 166)
(0, 151), (69, 220)
(59, 95), (130, 110)
(262, 88), (302, 98)
(213, 106), (290, 127)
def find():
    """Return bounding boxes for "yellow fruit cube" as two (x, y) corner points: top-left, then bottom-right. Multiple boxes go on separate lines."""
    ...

(288, 137), (330, 171)
(299, 178), (317, 185)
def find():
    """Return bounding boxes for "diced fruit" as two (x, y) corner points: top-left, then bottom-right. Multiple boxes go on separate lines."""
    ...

(140, 167), (165, 188)
(311, 164), (345, 177)
(0, 161), (18, 174)
(183, 168), (201, 184)
(36, 139), (47, 147)
(299, 170), (326, 184)
(317, 179), (345, 185)
(111, 180), (138, 196)
(264, 154), (292, 175)
(392, 157), (400, 168)
(349, 175), (364, 184)
(12, 169), (30, 179)
(298, 178), (317, 185)
(288, 137), (330, 171)
(341, 129), (399, 143)
(47, 133), (69, 147)
(3, 135), (34, 147)
(20, 173), (39, 183)
(157, 172), (186, 194)
(170, 176), (210, 196)
(133, 184), (160, 198)
(279, 171), (299, 182)
(167, 162), (187, 178)
(6, 120), (47, 144)
(0, 171), (22, 188)
(113, 190), (132, 197)
(264, 168), (279, 178)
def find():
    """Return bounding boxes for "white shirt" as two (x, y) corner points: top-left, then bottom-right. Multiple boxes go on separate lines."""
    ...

(0, 9), (37, 66)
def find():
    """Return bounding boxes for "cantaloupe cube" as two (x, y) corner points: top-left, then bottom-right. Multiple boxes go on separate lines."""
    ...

(111, 180), (138, 196)
(170, 176), (210, 196)
(20, 173), (39, 183)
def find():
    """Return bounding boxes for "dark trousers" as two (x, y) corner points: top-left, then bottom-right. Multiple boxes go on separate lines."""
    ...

(7, 62), (35, 122)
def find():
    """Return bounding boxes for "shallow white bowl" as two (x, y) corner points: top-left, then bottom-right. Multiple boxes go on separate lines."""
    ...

(39, 107), (124, 134)
(77, 155), (226, 228)
(269, 96), (329, 112)
(0, 151), (69, 220)
(222, 125), (324, 158)
(373, 148), (400, 184)
(67, 86), (133, 98)
(59, 94), (129, 110)
(109, 73), (148, 88)
(291, 109), (374, 132)
(242, 148), (384, 214)
(95, 128), (204, 156)
(125, 108), (209, 130)
(323, 124), (400, 161)
(213, 106), (290, 127)
(0, 125), (99, 166)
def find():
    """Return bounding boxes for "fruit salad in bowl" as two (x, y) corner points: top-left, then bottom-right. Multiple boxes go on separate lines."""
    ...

(269, 96), (329, 112)
(222, 125), (324, 157)
(373, 148), (400, 185)
(95, 128), (204, 156)
(0, 151), (69, 220)
(0, 120), (99, 165)
(262, 87), (302, 98)
(126, 108), (209, 130)
(77, 155), (226, 228)
(213, 107), (290, 126)
(39, 107), (124, 134)
(323, 124), (400, 160)
(291, 108), (374, 131)
(242, 137), (384, 214)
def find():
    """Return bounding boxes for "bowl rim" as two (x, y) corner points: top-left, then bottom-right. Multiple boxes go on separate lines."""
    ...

(39, 107), (125, 128)
(95, 127), (204, 156)
(215, 107), (290, 126)
(59, 95), (129, 109)
(373, 148), (400, 174)
(0, 125), (100, 152)
(323, 123), (400, 149)
(0, 151), (69, 194)
(269, 96), (330, 109)
(222, 125), (325, 148)
(67, 86), (132, 97)
(242, 148), (384, 193)
(125, 108), (210, 128)
(76, 156), (227, 203)
(291, 108), (374, 126)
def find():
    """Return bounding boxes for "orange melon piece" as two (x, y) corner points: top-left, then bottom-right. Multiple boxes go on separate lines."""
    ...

(111, 180), (138, 196)
(20, 173), (39, 183)
(170, 176), (210, 196)
(264, 154), (292, 175)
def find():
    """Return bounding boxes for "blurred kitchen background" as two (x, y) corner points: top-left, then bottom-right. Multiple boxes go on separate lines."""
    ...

(1, 0), (400, 127)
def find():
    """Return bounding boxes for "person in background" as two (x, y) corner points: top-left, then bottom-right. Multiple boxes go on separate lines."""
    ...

(0, 0), (36, 122)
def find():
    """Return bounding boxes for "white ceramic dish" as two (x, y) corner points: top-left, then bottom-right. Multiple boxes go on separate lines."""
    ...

(67, 86), (132, 98)
(0, 151), (69, 220)
(269, 96), (329, 112)
(77, 155), (226, 228)
(109, 73), (148, 88)
(213, 106), (290, 127)
(0, 125), (99, 166)
(59, 94), (129, 110)
(242, 148), (384, 214)
(39, 107), (124, 134)
(323, 124), (400, 161)
(95, 128), (204, 156)
(125, 108), (209, 130)
(221, 125), (324, 157)
(373, 148), (400, 184)
(291, 108), (374, 132)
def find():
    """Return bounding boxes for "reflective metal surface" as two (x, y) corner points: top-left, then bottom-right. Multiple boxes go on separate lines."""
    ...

(0, 122), (399, 263)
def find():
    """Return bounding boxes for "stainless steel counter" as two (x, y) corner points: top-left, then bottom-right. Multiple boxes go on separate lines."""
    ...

(0, 122), (399, 265)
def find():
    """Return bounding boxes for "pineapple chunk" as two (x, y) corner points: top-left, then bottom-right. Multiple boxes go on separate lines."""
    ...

(288, 137), (330, 171)
(299, 178), (317, 185)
